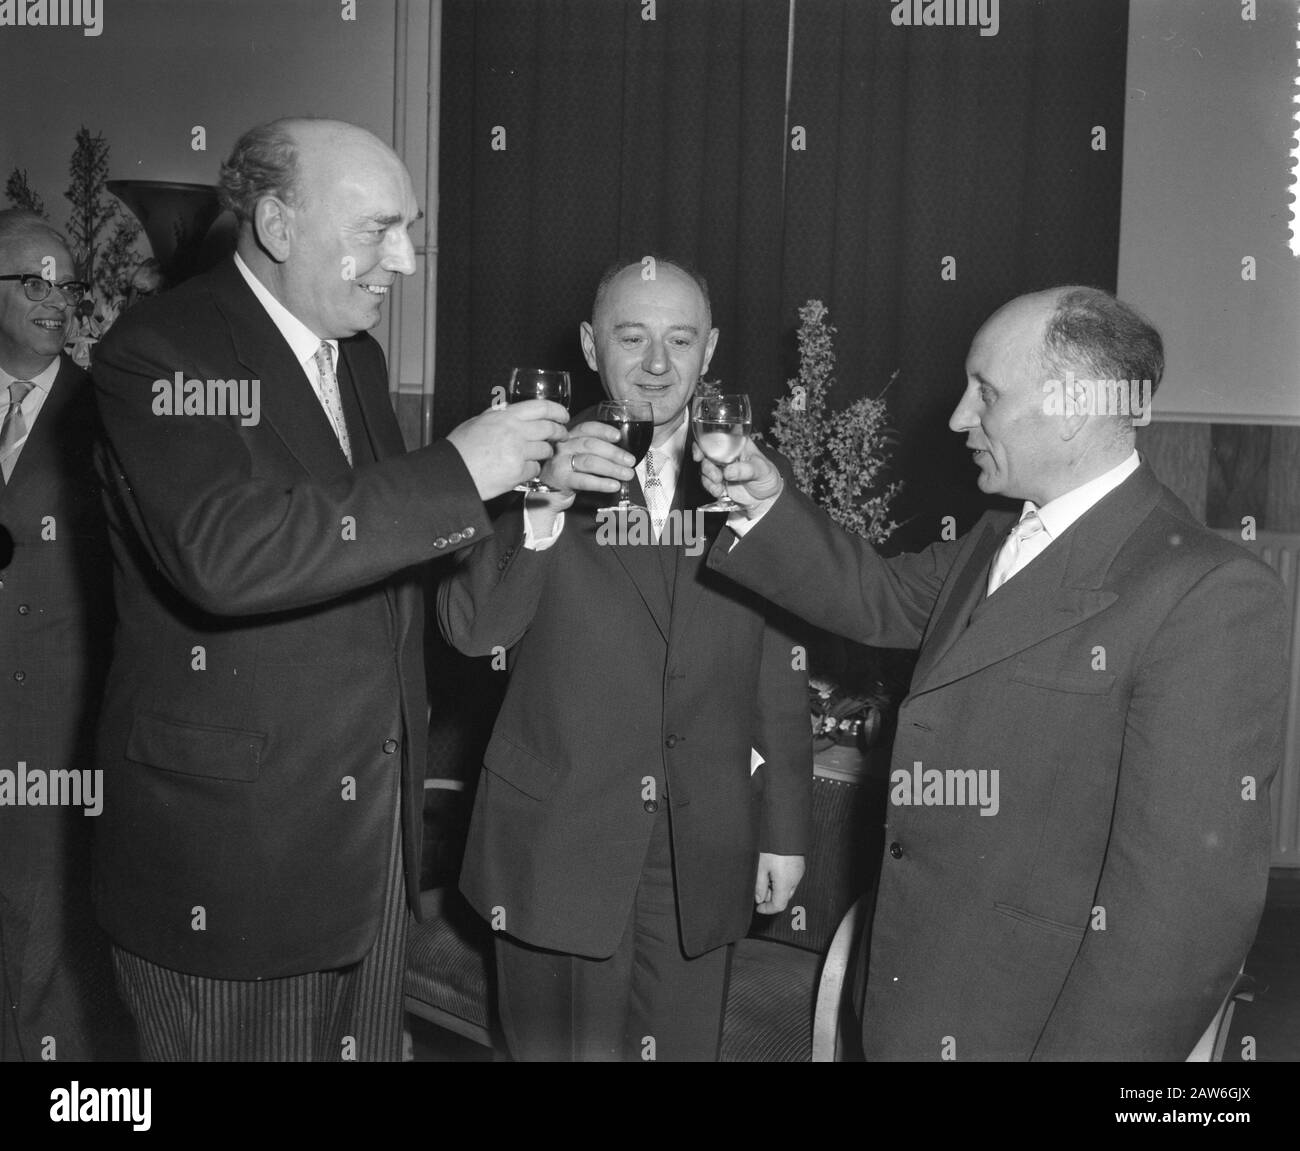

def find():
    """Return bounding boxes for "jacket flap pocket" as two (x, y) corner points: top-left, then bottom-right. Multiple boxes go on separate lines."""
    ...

(483, 732), (557, 801)
(1011, 662), (1116, 695)
(126, 712), (265, 783)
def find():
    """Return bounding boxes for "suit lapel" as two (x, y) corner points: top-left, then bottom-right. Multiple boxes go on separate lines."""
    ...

(907, 516), (1005, 690)
(909, 465), (1162, 697)
(210, 259), (352, 479)
(573, 482), (672, 641)
(665, 452), (726, 648)
(338, 338), (405, 462)
(0, 357), (84, 509)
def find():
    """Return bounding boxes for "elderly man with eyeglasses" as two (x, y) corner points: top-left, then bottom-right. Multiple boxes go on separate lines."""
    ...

(0, 208), (132, 1061)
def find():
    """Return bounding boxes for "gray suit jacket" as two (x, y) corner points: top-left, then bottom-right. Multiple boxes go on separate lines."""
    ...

(709, 460), (1286, 1060)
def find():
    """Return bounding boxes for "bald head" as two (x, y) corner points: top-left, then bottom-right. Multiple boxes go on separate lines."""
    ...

(950, 286), (1161, 505)
(219, 117), (402, 227)
(221, 117), (420, 340)
(580, 257), (719, 447)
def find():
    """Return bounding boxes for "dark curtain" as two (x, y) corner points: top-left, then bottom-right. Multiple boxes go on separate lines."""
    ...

(436, 0), (1128, 547)
(781, 0), (1129, 548)
(427, 0), (1129, 801)
(436, 0), (790, 428)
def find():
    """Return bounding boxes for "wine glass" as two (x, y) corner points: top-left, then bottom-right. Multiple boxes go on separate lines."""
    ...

(508, 368), (571, 492)
(692, 393), (751, 513)
(595, 399), (654, 510)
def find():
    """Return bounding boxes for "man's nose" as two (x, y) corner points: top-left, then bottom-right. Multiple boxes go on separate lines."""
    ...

(642, 337), (669, 374)
(948, 393), (977, 433)
(382, 231), (418, 277)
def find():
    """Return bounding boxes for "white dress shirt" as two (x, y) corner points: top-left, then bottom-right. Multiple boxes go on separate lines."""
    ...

(988, 450), (1140, 591)
(525, 415), (690, 550)
(233, 252), (344, 442)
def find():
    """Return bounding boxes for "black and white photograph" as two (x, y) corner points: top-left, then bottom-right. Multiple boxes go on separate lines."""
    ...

(0, 0), (1296, 1129)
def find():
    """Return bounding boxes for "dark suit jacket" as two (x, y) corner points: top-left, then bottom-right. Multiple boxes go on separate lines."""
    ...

(708, 461), (1287, 1060)
(0, 355), (121, 1059)
(91, 257), (490, 980)
(439, 447), (812, 959)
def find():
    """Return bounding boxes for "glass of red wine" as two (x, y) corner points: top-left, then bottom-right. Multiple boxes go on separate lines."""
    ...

(692, 393), (751, 512)
(508, 368), (571, 492)
(595, 399), (654, 510)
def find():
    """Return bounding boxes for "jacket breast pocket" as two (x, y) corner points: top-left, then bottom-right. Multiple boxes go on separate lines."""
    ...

(126, 712), (266, 783)
(482, 732), (559, 801)
(1010, 661), (1116, 695)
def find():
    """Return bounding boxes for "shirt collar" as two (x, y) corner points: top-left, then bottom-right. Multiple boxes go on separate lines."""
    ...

(644, 416), (691, 480)
(1022, 450), (1141, 539)
(0, 354), (60, 395)
(234, 252), (337, 369)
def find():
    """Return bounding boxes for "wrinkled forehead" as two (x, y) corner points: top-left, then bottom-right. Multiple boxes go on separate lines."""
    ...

(596, 265), (710, 331)
(1, 235), (73, 275)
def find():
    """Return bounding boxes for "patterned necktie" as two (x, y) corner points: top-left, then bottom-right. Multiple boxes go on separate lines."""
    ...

(0, 380), (35, 484)
(312, 343), (353, 465)
(987, 509), (1049, 595)
(643, 448), (669, 542)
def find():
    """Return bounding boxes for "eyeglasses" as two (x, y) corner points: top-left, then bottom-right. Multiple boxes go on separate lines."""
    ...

(0, 274), (90, 303)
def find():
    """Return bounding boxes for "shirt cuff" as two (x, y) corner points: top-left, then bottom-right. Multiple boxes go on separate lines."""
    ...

(726, 491), (780, 539)
(523, 504), (565, 551)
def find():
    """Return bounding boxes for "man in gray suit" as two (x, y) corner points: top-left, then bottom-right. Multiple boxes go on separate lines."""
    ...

(700, 286), (1287, 1060)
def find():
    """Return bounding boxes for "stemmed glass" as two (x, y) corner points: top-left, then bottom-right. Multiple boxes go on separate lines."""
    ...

(595, 399), (654, 510)
(692, 393), (751, 513)
(508, 368), (571, 492)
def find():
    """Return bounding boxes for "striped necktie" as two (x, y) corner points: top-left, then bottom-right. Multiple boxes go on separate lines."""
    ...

(312, 343), (353, 465)
(643, 447), (669, 541)
(0, 380), (35, 484)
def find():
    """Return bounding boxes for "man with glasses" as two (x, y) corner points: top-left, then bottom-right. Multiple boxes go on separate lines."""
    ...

(0, 209), (131, 1060)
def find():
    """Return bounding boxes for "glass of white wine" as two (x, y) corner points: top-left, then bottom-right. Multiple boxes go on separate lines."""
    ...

(508, 368), (571, 492)
(692, 393), (751, 513)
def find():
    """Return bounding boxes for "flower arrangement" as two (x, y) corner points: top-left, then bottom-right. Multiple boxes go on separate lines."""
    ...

(767, 299), (904, 752)
(768, 300), (901, 545)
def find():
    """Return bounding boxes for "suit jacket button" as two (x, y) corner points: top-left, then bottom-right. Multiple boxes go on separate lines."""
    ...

(17, 604), (29, 614)
(664, 735), (678, 748)
(449, 531), (463, 544)
(889, 842), (903, 859)
(464, 526), (475, 538)
(644, 799), (659, 814)
(433, 538), (448, 549)
(382, 739), (399, 754)
(12, 670), (25, 683)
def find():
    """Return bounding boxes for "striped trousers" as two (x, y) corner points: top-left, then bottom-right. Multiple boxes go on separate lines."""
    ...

(112, 800), (409, 1062)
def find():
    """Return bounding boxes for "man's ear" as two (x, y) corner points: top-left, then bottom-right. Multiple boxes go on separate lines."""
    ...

(579, 321), (598, 372)
(701, 327), (719, 375)
(1060, 372), (1091, 442)
(253, 196), (294, 263)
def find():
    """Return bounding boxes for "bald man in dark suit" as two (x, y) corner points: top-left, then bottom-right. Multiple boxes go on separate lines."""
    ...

(701, 287), (1286, 1060)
